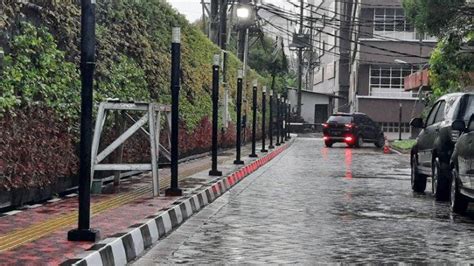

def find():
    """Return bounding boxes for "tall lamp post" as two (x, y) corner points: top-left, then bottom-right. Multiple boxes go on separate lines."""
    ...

(268, 90), (274, 149)
(68, 0), (100, 242)
(209, 54), (222, 176)
(165, 28), (183, 197)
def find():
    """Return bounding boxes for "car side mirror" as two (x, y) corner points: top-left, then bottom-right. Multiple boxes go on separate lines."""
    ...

(410, 118), (424, 129)
(452, 120), (466, 131)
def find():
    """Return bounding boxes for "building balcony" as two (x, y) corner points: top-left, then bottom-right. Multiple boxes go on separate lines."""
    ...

(368, 88), (417, 99)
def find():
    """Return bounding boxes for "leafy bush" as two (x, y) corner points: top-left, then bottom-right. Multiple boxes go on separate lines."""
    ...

(0, 22), (80, 118)
(0, 0), (268, 193)
(0, 106), (78, 190)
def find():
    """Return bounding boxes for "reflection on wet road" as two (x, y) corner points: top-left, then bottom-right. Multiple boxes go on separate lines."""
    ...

(135, 137), (474, 264)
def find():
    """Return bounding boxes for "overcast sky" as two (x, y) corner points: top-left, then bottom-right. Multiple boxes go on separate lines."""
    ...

(167, 0), (293, 23)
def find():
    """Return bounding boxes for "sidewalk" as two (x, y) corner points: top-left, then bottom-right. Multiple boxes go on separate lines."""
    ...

(0, 139), (294, 265)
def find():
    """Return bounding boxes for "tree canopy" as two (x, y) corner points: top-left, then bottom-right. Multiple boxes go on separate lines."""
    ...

(403, 0), (474, 98)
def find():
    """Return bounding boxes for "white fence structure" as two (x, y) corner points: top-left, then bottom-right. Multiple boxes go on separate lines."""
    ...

(90, 101), (171, 196)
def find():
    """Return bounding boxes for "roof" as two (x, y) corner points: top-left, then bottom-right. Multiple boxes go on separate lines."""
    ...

(287, 87), (346, 99)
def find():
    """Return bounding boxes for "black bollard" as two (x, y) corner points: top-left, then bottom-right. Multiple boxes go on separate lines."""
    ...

(165, 28), (183, 197)
(280, 97), (286, 144)
(234, 70), (244, 165)
(261, 86), (268, 153)
(268, 90), (274, 149)
(209, 54), (222, 176)
(276, 94), (281, 146)
(249, 81), (258, 158)
(68, 0), (101, 242)
(287, 100), (291, 139)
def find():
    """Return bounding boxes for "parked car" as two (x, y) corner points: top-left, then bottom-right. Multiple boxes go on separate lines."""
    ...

(410, 92), (474, 201)
(322, 113), (385, 148)
(451, 113), (474, 213)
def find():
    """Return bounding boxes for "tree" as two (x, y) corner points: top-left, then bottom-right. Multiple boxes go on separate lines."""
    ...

(403, 0), (474, 98)
(402, 0), (467, 37)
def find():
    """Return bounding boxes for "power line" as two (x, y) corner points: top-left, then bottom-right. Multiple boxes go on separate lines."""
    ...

(261, 2), (436, 46)
(258, 7), (431, 59)
(259, 20), (426, 66)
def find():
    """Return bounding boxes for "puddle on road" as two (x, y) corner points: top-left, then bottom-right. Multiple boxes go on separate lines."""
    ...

(358, 211), (409, 219)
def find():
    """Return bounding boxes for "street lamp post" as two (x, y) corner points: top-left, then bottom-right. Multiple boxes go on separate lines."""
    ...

(165, 28), (183, 197)
(261, 86), (268, 153)
(268, 90), (275, 149)
(68, 0), (100, 242)
(249, 80), (258, 158)
(209, 54), (222, 176)
(234, 69), (244, 165)
(276, 93), (281, 146)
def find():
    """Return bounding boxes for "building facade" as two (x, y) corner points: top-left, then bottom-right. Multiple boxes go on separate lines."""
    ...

(311, 0), (355, 113)
(349, 0), (436, 137)
(312, 0), (436, 137)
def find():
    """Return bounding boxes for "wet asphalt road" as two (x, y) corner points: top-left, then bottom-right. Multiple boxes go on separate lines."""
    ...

(134, 137), (474, 264)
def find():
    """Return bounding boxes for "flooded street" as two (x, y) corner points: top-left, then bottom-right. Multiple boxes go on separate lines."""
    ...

(134, 137), (474, 264)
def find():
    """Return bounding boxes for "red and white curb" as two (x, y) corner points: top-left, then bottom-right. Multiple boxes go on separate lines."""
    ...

(61, 139), (293, 266)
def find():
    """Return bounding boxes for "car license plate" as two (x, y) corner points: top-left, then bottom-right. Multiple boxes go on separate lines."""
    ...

(331, 131), (341, 136)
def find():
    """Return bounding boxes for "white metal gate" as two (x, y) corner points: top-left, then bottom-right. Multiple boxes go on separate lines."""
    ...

(90, 101), (171, 196)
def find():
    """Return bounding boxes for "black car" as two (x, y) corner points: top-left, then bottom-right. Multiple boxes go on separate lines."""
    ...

(451, 113), (474, 214)
(322, 113), (385, 148)
(410, 92), (474, 201)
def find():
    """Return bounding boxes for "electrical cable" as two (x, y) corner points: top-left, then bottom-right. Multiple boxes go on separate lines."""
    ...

(258, 12), (431, 59)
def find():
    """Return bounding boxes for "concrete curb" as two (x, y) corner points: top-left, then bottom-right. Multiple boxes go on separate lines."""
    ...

(61, 139), (294, 266)
(389, 147), (403, 155)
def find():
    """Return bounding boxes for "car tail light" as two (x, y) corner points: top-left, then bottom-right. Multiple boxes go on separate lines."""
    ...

(323, 123), (329, 128)
(323, 136), (329, 141)
(345, 136), (353, 142)
(345, 123), (355, 129)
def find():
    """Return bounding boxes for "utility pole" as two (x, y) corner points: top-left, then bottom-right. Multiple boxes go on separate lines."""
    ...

(210, 0), (219, 45)
(296, 0), (304, 117)
(308, 4), (315, 92)
(219, 0), (229, 129)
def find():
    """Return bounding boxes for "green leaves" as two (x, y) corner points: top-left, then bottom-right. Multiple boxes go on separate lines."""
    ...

(0, 22), (80, 118)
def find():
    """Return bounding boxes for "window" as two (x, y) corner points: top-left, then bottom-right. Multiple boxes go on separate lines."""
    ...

(328, 115), (353, 124)
(434, 101), (446, 123)
(369, 65), (417, 98)
(461, 95), (474, 122)
(379, 122), (411, 133)
(426, 102), (440, 126)
(372, 8), (425, 40)
(374, 8), (413, 33)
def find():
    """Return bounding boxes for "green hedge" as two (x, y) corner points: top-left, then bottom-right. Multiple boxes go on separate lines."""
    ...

(0, 0), (267, 131)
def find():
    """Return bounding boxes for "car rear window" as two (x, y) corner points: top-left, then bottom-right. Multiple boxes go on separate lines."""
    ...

(327, 115), (353, 124)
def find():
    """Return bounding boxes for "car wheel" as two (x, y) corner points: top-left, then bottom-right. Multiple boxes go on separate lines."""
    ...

(355, 134), (363, 148)
(324, 141), (333, 148)
(432, 157), (450, 201)
(375, 134), (384, 148)
(411, 154), (427, 193)
(451, 168), (469, 214)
